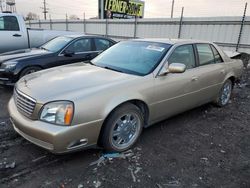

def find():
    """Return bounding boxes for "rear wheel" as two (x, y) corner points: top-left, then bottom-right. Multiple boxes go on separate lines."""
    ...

(20, 66), (42, 78)
(100, 103), (144, 152)
(214, 79), (233, 107)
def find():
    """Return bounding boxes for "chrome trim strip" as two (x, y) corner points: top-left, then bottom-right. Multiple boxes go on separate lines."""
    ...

(15, 88), (36, 103)
(0, 77), (9, 80)
(58, 50), (102, 57)
(14, 88), (37, 117)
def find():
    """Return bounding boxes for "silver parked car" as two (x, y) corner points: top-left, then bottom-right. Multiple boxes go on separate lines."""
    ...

(8, 39), (243, 153)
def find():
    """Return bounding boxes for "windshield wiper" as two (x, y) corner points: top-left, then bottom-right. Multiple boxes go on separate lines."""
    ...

(87, 60), (95, 65)
(40, 47), (49, 51)
(103, 66), (123, 73)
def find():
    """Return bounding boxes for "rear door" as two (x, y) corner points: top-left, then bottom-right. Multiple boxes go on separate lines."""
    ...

(193, 43), (226, 104)
(93, 38), (114, 57)
(57, 38), (95, 65)
(0, 16), (27, 53)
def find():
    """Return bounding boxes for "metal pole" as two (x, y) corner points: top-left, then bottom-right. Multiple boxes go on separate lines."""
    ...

(171, 0), (175, 18)
(66, 13), (68, 31)
(134, 15), (138, 38)
(105, 18), (108, 37)
(29, 19), (31, 27)
(236, 2), (247, 52)
(178, 7), (184, 39)
(49, 14), (52, 30)
(83, 12), (86, 33)
(39, 19), (41, 28)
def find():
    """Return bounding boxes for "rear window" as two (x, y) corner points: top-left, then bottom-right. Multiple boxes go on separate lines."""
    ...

(0, 16), (20, 31)
(210, 45), (223, 63)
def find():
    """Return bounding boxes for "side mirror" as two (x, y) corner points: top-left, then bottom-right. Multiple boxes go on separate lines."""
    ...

(168, 63), (186, 73)
(159, 63), (186, 76)
(64, 50), (75, 57)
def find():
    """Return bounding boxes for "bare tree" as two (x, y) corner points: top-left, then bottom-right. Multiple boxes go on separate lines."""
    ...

(69, 15), (80, 20)
(26, 12), (39, 20)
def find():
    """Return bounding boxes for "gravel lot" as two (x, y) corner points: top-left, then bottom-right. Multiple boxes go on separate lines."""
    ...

(0, 58), (250, 188)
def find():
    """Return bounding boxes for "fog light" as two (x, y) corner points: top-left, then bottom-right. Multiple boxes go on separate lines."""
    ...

(67, 139), (88, 150)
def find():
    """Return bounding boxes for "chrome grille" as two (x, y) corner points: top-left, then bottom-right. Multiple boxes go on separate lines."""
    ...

(14, 89), (36, 117)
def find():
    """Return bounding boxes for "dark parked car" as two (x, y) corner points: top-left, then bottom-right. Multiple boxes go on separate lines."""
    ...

(0, 35), (116, 85)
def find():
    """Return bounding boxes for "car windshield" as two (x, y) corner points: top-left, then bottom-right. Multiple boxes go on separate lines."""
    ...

(40, 36), (73, 52)
(91, 41), (172, 76)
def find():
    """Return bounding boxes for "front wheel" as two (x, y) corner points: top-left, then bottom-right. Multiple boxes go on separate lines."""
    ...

(214, 79), (233, 107)
(100, 103), (144, 152)
(19, 66), (42, 78)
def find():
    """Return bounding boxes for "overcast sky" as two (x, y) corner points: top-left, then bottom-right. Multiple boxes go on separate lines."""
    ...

(12, 0), (250, 19)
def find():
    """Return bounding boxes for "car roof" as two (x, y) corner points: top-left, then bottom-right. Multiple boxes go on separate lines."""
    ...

(132, 38), (213, 45)
(63, 34), (111, 39)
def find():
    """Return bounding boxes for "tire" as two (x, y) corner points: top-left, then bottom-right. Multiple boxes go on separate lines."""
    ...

(214, 79), (233, 107)
(19, 66), (42, 78)
(100, 103), (144, 152)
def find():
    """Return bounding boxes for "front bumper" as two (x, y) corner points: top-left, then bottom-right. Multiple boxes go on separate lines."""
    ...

(0, 69), (17, 86)
(8, 97), (104, 154)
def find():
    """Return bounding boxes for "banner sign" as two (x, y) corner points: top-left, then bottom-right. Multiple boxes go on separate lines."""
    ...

(103, 0), (145, 19)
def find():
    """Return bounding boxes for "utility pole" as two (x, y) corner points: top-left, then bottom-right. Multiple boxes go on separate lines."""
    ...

(41, 0), (48, 20)
(171, 0), (175, 18)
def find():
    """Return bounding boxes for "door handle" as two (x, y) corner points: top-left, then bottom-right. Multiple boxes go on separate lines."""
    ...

(13, 34), (22, 37)
(191, 76), (199, 81)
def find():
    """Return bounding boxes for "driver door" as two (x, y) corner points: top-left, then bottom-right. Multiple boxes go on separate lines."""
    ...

(151, 44), (202, 122)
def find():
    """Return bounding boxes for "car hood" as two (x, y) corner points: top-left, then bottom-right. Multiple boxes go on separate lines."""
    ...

(16, 63), (137, 103)
(0, 48), (52, 64)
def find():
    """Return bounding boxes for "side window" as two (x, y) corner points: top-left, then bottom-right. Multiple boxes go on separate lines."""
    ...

(0, 16), (20, 31)
(168, 44), (196, 69)
(210, 45), (223, 63)
(94, 39), (111, 51)
(196, 44), (215, 66)
(66, 38), (92, 53)
(0, 17), (4, 30)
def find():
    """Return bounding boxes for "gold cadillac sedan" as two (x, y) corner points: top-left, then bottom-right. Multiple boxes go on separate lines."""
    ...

(8, 39), (243, 153)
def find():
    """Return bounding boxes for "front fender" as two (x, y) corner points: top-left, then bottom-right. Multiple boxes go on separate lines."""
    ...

(102, 92), (148, 119)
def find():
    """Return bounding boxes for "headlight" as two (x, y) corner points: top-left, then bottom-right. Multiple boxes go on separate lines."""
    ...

(1, 62), (17, 70)
(40, 101), (74, 126)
